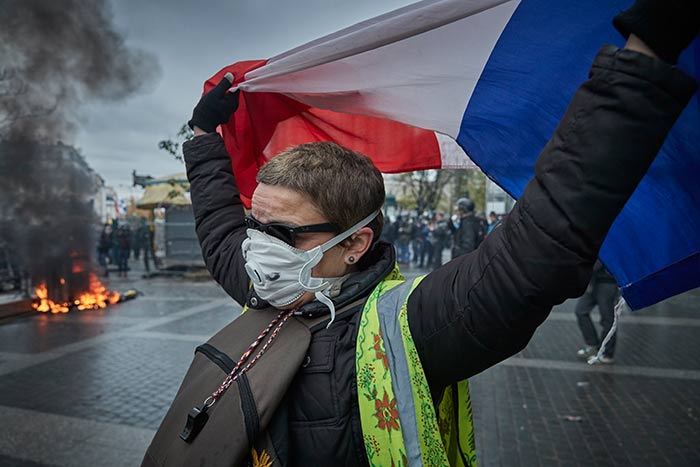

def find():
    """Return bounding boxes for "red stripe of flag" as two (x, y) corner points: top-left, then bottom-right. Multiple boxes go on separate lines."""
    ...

(205, 62), (442, 208)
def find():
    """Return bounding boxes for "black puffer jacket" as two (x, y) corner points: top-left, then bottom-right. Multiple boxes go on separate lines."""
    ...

(184, 46), (696, 467)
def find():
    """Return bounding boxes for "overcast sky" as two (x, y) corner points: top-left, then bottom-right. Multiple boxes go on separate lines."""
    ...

(75, 0), (416, 197)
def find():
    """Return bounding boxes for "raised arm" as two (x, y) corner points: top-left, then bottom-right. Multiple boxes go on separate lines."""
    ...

(183, 73), (250, 305)
(408, 25), (698, 392)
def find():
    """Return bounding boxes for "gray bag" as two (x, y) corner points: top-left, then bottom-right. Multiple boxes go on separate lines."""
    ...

(141, 299), (363, 467)
(141, 307), (314, 467)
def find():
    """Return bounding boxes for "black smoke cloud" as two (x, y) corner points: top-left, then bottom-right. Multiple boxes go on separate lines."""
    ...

(0, 0), (160, 297)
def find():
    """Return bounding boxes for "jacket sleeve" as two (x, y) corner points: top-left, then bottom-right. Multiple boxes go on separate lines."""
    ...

(407, 45), (697, 393)
(183, 133), (250, 306)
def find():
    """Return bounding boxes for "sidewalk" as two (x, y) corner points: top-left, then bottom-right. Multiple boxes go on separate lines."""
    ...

(0, 257), (697, 466)
(471, 290), (700, 467)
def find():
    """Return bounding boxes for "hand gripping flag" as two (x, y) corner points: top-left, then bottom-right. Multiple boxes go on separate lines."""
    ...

(204, 0), (699, 310)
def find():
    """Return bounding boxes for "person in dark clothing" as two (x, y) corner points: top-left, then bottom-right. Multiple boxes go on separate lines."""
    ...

(396, 216), (411, 264)
(156, 4), (698, 465)
(142, 223), (159, 277)
(115, 225), (132, 278)
(487, 211), (500, 235)
(109, 218), (120, 265)
(132, 217), (148, 260)
(97, 224), (112, 277)
(575, 260), (620, 364)
(430, 211), (451, 270)
(409, 217), (421, 265)
(449, 197), (485, 259)
(379, 214), (397, 246)
(416, 219), (431, 268)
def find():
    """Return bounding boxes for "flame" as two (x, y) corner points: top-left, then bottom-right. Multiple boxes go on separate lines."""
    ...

(33, 283), (69, 313)
(32, 273), (120, 313)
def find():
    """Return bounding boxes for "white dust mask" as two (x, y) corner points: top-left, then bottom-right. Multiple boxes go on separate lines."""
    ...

(242, 210), (379, 326)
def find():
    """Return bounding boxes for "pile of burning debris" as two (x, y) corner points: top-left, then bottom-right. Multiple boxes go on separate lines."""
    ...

(33, 274), (120, 313)
(0, 0), (157, 318)
(30, 255), (137, 314)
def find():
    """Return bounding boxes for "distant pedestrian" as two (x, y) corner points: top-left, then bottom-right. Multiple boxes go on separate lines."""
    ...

(109, 218), (120, 264)
(132, 217), (149, 260)
(575, 260), (619, 364)
(417, 219), (431, 268)
(396, 216), (411, 264)
(97, 224), (112, 277)
(410, 218), (423, 265)
(430, 211), (451, 269)
(142, 222), (159, 276)
(449, 197), (485, 259)
(116, 225), (132, 278)
(379, 214), (397, 246)
(487, 211), (501, 234)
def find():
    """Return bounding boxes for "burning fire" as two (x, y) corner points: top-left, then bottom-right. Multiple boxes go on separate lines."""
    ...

(33, 273), (121, 313)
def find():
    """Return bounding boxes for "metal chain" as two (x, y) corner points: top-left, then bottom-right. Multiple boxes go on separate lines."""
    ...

(204, 308), (295, 408)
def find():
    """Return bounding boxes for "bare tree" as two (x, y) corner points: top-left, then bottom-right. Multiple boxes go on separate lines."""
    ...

(158, 123), (194, 162)
(445, 169), (487, 213)
(397, 169), (453, 213)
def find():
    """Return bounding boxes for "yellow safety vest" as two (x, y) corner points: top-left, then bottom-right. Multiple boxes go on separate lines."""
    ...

(356, 269), (477, 467)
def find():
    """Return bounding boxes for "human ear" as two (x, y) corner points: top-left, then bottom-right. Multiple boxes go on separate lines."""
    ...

(343, 226), (374, 264)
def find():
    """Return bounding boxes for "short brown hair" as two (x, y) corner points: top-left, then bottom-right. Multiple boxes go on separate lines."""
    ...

(257, 142), (385, 242)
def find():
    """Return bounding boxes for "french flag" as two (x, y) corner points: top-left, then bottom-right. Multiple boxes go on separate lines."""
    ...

(204, 0), (699, 310)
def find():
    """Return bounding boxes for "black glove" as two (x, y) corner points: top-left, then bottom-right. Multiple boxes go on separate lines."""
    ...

(188, 72), (240, 133)
(613, 0), (700, 64)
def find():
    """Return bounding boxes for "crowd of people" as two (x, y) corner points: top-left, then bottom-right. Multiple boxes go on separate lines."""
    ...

(380, 198), (503, 270)
(97, 217), (155, 278)
(381, 200), (621, 366)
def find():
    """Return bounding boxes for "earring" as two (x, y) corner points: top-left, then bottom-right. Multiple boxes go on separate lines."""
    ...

(347, 256), (355, 264)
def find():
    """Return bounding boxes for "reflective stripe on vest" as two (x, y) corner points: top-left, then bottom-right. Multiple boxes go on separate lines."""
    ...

(356, 275), (477, 467)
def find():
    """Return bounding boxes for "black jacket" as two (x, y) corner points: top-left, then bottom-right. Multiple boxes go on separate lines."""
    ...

(183, 46), (696, 467)
(449, 213), (485, 258)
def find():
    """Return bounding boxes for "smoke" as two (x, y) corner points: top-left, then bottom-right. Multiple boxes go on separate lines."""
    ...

(0, 0), (160, 297)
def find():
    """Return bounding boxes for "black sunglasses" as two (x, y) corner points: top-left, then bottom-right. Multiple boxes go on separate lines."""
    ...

(244, 216), (340, 247)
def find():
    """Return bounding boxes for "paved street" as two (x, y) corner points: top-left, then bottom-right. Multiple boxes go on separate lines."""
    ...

(0, 260), (698, 466)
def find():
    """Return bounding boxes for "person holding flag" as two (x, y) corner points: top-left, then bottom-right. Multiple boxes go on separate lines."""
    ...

(144, 1), (698, 466)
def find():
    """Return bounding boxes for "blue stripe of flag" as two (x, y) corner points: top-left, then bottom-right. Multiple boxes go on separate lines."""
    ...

(457, 0), (700, 310)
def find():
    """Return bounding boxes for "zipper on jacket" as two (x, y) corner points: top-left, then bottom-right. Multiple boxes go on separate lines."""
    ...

(195, 343), (235, 374)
